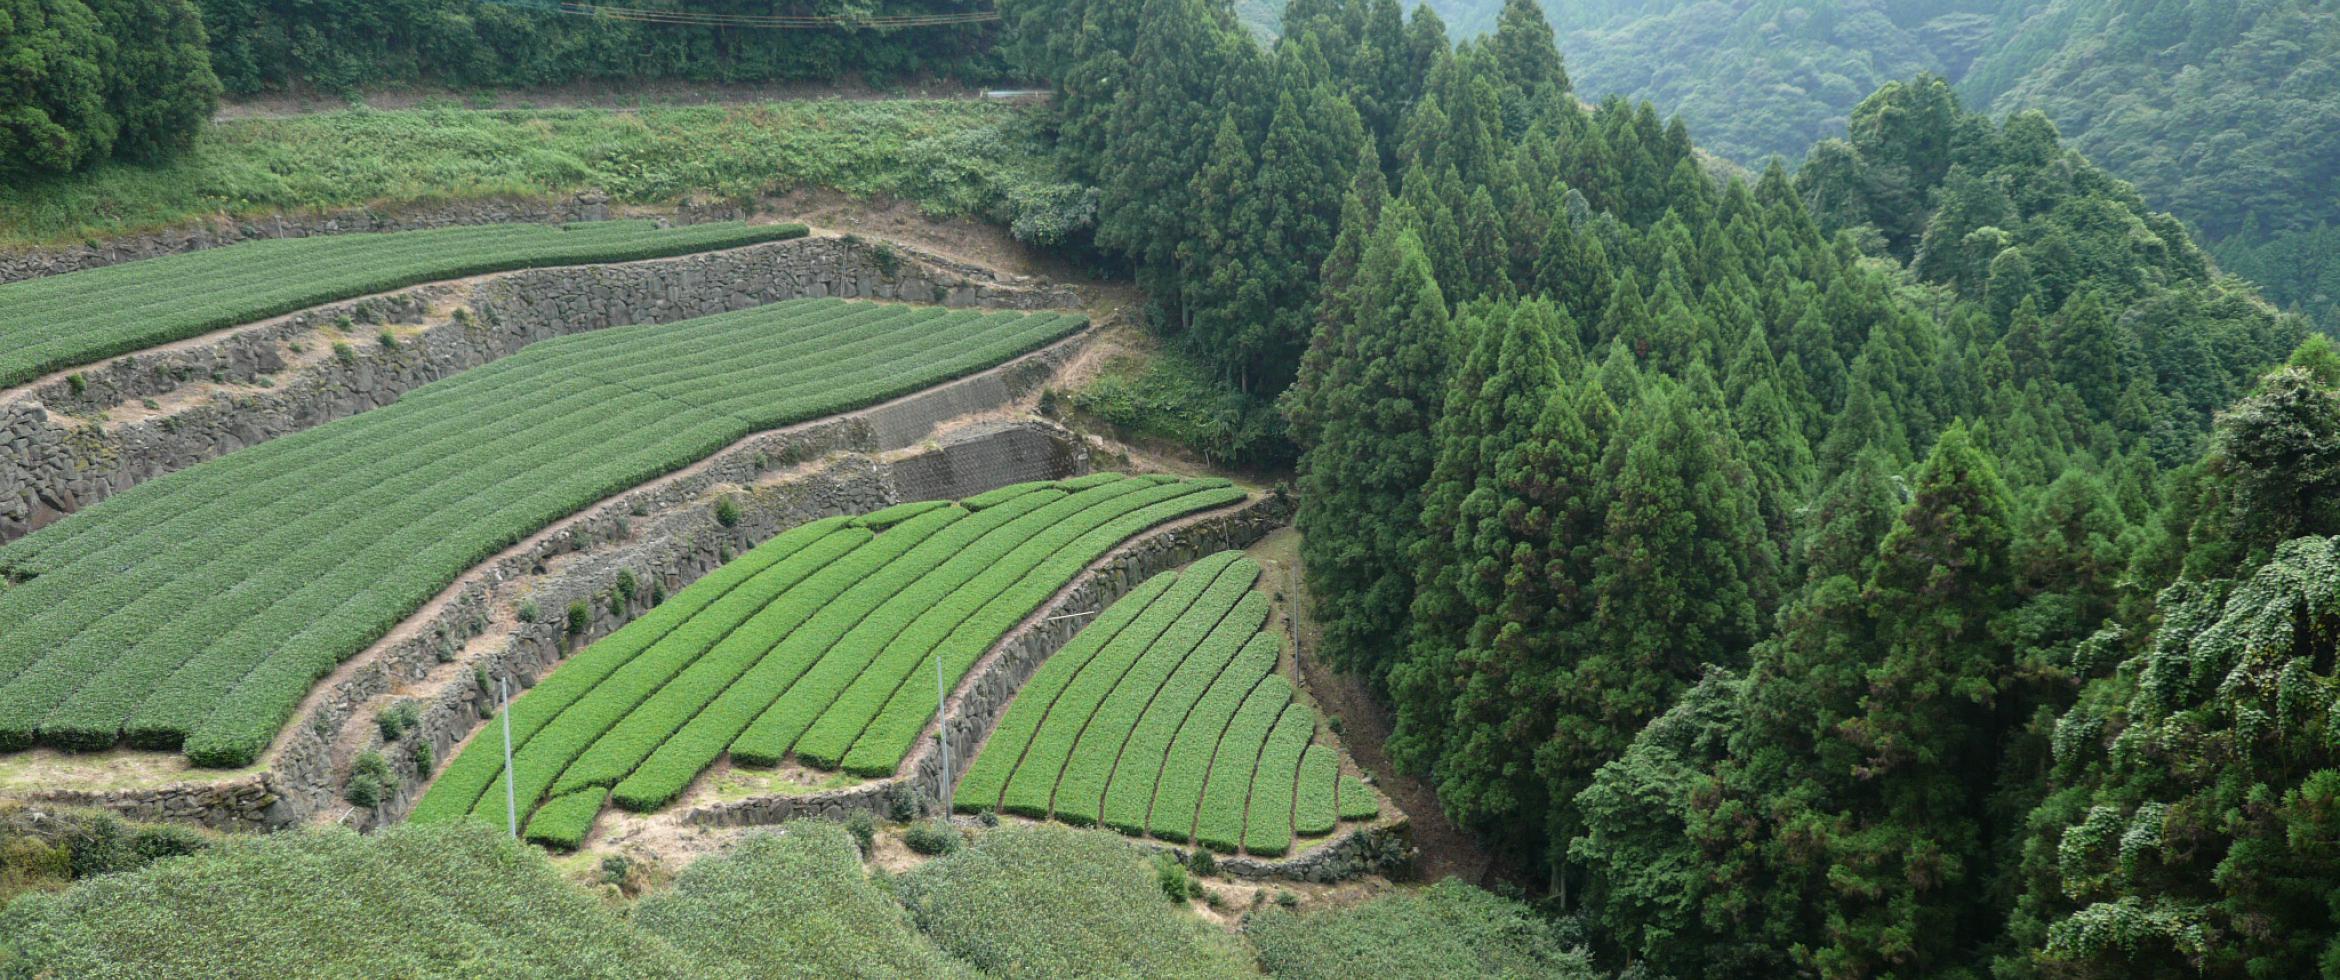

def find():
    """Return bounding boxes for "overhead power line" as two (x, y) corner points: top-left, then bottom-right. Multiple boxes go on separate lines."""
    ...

(481, 0), (1000, 29)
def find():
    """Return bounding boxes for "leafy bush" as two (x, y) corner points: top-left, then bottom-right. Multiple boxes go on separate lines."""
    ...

(1152, 851), (1197, 902)
(375, 699), (420, 742)
(896, 826), (1251, 978)
(344, 750), (393, 808)
(1245, 879), (1597, 979)
(845, 812), (878, 857)
(902, 820), (962, 857)
(636, 824), (974, 979)
(1069, 347), (1295, 469)
(0, 824), (697, 977)
(714, 495), (741, 528)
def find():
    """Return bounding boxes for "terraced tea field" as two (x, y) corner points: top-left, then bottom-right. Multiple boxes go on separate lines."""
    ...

(0, 220), (807, 387)
(410, 475), (1246, 849)
(954, 554), (1378, 856)
(0, 300), (1083, 767)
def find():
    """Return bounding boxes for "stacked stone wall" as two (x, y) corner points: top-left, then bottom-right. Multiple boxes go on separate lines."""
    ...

(1, 234), (1078, 540)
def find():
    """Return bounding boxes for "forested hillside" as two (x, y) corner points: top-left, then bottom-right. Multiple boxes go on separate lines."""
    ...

(1367, 0), (2339, 332)
(1005, 0), (2328, 971)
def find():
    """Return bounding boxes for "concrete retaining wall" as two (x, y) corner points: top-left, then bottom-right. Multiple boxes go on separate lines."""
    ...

(1, 234), (1079, 540)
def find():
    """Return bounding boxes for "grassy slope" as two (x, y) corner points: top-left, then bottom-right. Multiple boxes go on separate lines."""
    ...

(0, 100), (1062, 248)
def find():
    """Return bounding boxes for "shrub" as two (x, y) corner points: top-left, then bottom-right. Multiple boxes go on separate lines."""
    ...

(410, 739), (434, 777)
(566, 601), (590, 637)
(615, 570), (637, 604)
(0, 824), (696, 977)
(1187, 849), (1216, 877)
(903, 821), (962, 857)
(518, 600), (539, 623)
(1152, 851), (1196, 903)
(635, 825), (969, 978)
(845, 812), (877, 857)
(66, 373), (86, 396)
(714, 495), (741, 528)
(1245, 879), (1598, 979)
(895, 826), (1250, 979)
(333, 341), (356, 367)
(377, 329), (398, 351)
(345, 751), (393, 808)
(376, 700), (420, 742)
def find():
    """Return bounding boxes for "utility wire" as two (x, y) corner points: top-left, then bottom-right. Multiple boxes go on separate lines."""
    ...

(480, 0), (999, 29)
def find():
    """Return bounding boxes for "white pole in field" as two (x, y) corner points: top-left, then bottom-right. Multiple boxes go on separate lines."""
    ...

(501, 674), (518, 839)
(936, 656), (950, 811)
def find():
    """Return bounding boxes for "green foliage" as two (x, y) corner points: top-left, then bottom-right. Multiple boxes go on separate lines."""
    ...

(375, 699), (419, 742)
(0, 101), (1072, 249)
(713, 495), (742, 529)
(1151, 850), (1197, 902)
(0, 823), (699, 977)
(0, 300), (1085, 766)
(0, 220), (806, 387)
(902, 820), (963, 857)
(343, 749), (393, 808)
(190, 0), (996, 98)
(1246, 878), (1596, 979)
(895, 824), (1253, 978)
(1068, 345), (1297, 469)
(961, 552), (1363, 854)
(413, 478), (1242, 837)
(0, 804), (210, 907)
(0, 0), (217, 177)
(1287, 215), (1452, 690)
(635, 825), (974, 979)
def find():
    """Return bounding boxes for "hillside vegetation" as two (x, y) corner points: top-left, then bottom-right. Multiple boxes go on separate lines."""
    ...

(0, 100), (1079, 248)
(0, 820), (1583, 977)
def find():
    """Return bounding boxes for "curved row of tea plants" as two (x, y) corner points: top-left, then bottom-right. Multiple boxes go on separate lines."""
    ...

(0, 220), (808, 388)
(0, 300), (1086, 767)
(411, 475), (1248, 849)
(954, 553), (1373, 857)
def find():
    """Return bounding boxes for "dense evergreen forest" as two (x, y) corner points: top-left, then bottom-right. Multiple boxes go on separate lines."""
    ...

(1005, 0), (2330, 972)
(1235, 0), (2338, 332)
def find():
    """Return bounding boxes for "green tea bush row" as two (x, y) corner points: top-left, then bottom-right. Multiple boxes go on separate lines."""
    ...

(1242, 706), (1315, 857)
(1337, 775), (1381, 822)
(544, 515), (953, 802)
(597, 497), (1049, 803)
(1049, 571), (1263, 827)
(736, 482), (1159, 768)
(950, 573), (1175, 812)
(521, 788), (608, 850)
(0, 300), (1084, 766)
(964, 549), (1372, 856)
(1145, 634), (1282, 843)
(835, 484), (1250, 777)
(414, 477), (1239, 836)
(405, 517), (842, 824)
(813, 481), (1213, 772)
(988, 555), (1245, 818)
(1294, 745), (1339, 837)
(1193, 678), (1293, 854)
(0, 220), (808, 388)
(439, 524), (872, 823)
(1096, 593), (1271, 835)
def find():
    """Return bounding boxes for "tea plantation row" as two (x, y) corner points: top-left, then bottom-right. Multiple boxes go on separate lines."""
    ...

(0, 220), (807, 388)
(954, 553), (1378, 857)
(0, 300), (1085, 766)
(410, 475), (1248, 848)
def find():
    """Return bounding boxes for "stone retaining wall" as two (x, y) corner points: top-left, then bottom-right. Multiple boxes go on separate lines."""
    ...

(0, 192), (759, 284)
(683, 492), (1293, 829)
(12, 320), (1087, 829)
(1, 234), (1080, 540)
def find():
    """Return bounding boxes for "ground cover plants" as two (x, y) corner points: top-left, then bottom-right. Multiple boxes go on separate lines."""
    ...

(0, 101), (1078, 249)
(1243, 877), (1596, 978)
(894, 824), (1255, 979)
(411, 475), (1248, 848)
(954, 553), (1363, 857)
(0, 299), (1087, 767)
(0, 219), (805, 387)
